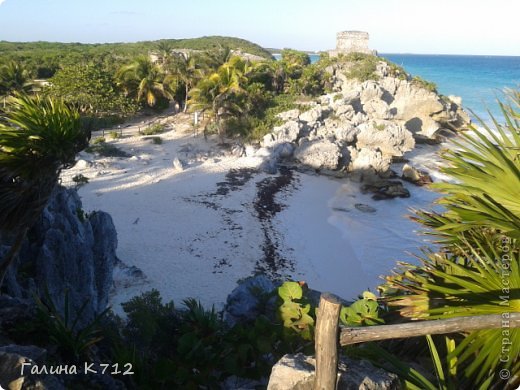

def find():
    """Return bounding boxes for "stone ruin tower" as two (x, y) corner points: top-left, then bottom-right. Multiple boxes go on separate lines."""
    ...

(329, 31), (375, 56)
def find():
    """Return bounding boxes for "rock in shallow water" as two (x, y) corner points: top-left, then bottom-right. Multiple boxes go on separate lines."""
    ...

(361, 180), (411, 200)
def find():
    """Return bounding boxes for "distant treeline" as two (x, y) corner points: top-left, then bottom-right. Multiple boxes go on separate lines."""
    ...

(0, 36), (273, 78)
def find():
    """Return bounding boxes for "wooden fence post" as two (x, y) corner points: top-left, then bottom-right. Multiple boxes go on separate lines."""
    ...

(314, 293), (341, 390)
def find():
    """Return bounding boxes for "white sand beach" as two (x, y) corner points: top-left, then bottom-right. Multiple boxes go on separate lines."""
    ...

(61, 113), (446, 312)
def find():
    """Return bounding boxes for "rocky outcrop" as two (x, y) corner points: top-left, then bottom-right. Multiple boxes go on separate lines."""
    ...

(294, 138), (342, 170)
(224, 274), (278, 326)
(267, 353), (399, 390)
(0, 186), (118, 328)
(256, 58), (469, 195)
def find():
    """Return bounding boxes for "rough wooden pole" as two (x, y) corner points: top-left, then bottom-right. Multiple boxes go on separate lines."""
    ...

(340, 312), (520, 346)
(314, 293), (341, 390)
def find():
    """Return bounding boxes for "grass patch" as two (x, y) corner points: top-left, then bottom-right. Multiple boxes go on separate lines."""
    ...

(411, 75), (437, 92)
(108, 131), (120, 139)
(85, 142), (130, 157)
(141, 123), (165, 135)
(92, 136), (106, 144)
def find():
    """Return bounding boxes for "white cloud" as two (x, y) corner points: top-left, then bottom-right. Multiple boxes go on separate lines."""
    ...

(0, 0), (6, 5)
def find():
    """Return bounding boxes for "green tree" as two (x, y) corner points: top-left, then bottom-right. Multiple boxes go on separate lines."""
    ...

(46, 63), (136, 117)
(116, 57), (171, 108)
(189, 56), (255, 135)
(0, 95), (90, 287)
(280, 49), (311, 79)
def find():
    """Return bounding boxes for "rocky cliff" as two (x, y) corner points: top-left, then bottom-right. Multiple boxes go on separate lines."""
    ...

(257, 58), (470, 195)
(0, 186), (118, 327)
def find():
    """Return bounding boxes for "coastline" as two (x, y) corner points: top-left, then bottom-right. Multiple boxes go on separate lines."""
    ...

(61, 113), (446, 313)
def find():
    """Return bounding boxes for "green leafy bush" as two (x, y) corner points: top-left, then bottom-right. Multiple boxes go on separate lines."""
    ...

(85, 141), (130, 157)
(343, 52), (380, 82)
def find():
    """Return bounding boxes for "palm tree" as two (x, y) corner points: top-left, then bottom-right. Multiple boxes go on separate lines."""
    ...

(155, 40), (174, 65)
(380, 90), (520, 388)
(414, 91), (520, 243)
(0, 61), (34, 107)
(116, 57), (171, 108)
(0, 94), (90, 288)
(204, 45), (233, 69)
(188, 56), (253, 135)
(164, 52), (208, 112)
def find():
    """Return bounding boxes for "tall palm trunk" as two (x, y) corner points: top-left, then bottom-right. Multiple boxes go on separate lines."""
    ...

(0, 227), (28, 289)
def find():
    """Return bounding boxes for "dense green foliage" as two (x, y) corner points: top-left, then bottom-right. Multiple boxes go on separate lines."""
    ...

(106, 289), (308, 389)
(343, 52), (380, 82)
(0, 95), (89, 288)
(0, 36), (272, 79)
(45, 63), (136, 117)
(188, 48), (328, 139)
(0, 61), (34, 96)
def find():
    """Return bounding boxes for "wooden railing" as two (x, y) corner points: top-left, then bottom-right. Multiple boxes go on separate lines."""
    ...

(313, 293), (520, 390)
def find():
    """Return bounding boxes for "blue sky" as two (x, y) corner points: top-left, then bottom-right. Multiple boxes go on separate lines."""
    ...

(0, 0), (519, 55)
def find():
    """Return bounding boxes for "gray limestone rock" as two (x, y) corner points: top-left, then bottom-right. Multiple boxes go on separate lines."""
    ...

(361, 180), (411, 200)
(224, 275), (278, 326)
(360, 81), (384, 103)
(349, 147), (392, 174)
(356, 122), (415, 157)
(401, 164), (433, 186)
(0, 351), (66, 390)
(263, 121), (302, 147)
(335, 104), (356, 120)
(1, 186), (118, 329)
(294, 139), (341, 170)
(0, 345), (46, 363)
(276, 109), (301, 122)
(267, 353), (399, 390)
(299, 106), (330, 127)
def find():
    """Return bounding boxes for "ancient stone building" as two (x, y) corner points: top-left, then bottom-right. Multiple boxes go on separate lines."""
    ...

(329, 31), (375, 56)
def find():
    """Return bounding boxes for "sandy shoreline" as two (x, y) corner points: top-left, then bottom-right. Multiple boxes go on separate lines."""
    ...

(61, 113), (444, 312)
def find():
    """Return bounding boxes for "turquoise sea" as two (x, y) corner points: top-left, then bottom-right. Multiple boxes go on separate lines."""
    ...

(307, 53), (520, 121)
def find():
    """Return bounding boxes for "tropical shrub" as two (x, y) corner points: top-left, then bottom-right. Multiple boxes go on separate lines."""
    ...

(33, 290), (110, 362)
(0, 61), (34, 97)
(379, 91), (520, 389)
(342, 52), (380, 82)
(414, 91), (520, 243)
(0, 95), (89, 287)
